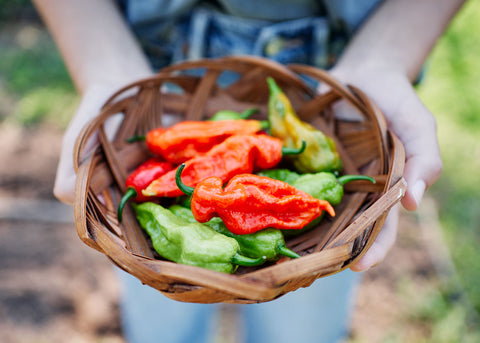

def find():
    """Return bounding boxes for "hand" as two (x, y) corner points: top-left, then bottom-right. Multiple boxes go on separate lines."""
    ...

(327, 66), (443, 272)
(54, 84), (124, 204)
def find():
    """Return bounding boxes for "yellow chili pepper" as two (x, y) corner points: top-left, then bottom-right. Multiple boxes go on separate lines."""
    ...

(267, 77), (342, 173)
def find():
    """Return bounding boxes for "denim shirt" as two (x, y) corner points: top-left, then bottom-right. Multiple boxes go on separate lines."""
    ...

(117, 0), (383, 70)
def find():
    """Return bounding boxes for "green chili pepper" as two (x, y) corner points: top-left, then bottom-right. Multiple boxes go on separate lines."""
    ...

(209, 108), (270, 131)
(210, 108), (258, 121)
(257, 168), (301, 186)
(133, 202), (266, 273)
(168, 205), (300, 260)
(295, 173), (376, 206)
(267, 77), (342, 173)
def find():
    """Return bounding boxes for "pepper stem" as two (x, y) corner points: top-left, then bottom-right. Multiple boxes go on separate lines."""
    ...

(118, 187), (138, 223)
(239, 108), (259, 119)
(260, 120), (270, 131)
(232, 253), (266, 267)
(282, 140), (306, 156)
(337, 175), (376, 186)
(266, 77), (282, 97)
(175, 164), (195, 196)
(277, 244), (301, 259)
(126, 135), (146, 143)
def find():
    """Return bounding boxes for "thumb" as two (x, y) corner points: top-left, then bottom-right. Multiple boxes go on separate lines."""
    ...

(387, 84), (443, 211)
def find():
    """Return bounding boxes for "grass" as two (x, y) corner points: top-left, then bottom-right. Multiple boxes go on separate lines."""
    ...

(0, 20), (78, 128)
(417, 0), (480, 308)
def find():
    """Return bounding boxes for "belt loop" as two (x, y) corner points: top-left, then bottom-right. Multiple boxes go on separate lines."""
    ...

(188, 9), (211, 61)
(253, 26), (277, 57)
(312, 17), (330, 68)
(253, 17), (330, 67)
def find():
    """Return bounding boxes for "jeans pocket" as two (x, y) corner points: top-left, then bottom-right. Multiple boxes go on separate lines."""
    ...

(254, 17), (330, 68)
(189, 8), (330, 68)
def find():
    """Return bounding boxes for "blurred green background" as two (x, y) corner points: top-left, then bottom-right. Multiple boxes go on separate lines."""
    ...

(0, 0), (479, 342)
(414, 1), (480, 341)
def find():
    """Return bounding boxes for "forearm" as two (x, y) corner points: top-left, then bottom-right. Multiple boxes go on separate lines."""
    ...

(33, 0), (153, 94)
(335, 0), (465, 81)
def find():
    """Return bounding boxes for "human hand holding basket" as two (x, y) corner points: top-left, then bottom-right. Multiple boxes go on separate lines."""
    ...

(73, 56), (406, 304)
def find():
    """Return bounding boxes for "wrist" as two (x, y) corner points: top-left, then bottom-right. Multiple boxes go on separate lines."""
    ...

(329, 59), (407, 86)
(79, 64), (155, 96)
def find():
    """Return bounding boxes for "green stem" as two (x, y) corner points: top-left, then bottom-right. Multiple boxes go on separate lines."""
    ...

(282, 140), (306, 155)
(118, 187), (137, 223)
(266, 77), (282, 96)
(231, 253), (266, 267)
(337, 175), (376, 186)
(277, 245), (301, 259)
(126, 135), (146, 143)
(175, 164), (195, 196)
(259, 120), (270, 131)
(210, 108), (259, 121)
(239, 108), (259, 119)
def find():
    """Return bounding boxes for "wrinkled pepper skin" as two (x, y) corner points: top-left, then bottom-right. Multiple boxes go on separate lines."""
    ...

(169, 205), (300, 260)
(293, 173), (346, 206)
(258, 168), (376, 206)
(142, 134), (285, 198)
(177, 170), (335, 235)
(146, 119), (265, 164)
(117, 158), (173, 222)
(124, 158), (173, 202)
(267, 77), (342, 173)
(258, 168), (375, 236)
(133, 202), (265, 273)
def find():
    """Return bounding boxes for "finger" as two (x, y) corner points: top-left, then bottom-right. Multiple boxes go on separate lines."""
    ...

(53, 141), (77, 205)
(384, 81), (443, 211)
(341, 71), (442, 212)
(350, 204), (400, 272)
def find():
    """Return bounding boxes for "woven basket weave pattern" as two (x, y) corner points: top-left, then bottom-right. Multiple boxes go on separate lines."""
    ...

(73, 56), (406, 304)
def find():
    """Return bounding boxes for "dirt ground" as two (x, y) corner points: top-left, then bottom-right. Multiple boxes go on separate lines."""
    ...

(0, 123), (448, 343)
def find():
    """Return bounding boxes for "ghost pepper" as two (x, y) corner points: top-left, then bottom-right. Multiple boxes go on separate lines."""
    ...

(134, 202), (265, 274)
(267, 77), (342, 173)
(145, 119), (266, 164)
(117, 158), (173, 222)
(209, 107), (258, 121)
(257, 168), (376, 206)
(175, 164), (335, 235)
(169, 205), (300, 260)
(258, 168), (376, 236)
(142, 134), (305, 198)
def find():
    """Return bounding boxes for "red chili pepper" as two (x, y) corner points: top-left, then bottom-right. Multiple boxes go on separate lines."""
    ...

(145, 119), (267, 164)
(117, 158), (173, 222)
(175, 164), (335, 235)
(142, 134), (305, 198)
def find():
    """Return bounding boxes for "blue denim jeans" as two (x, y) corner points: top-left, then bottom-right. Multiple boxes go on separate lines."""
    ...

(121, 1), (383, 70)
(129, 6), (332, 70)
(117, 268), (361, 343)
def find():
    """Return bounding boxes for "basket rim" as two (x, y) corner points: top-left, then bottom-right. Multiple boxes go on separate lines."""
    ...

(73, 56), (406, 303)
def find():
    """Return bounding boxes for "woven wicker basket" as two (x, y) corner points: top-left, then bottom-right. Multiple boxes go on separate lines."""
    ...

(73, 56), (406, 304)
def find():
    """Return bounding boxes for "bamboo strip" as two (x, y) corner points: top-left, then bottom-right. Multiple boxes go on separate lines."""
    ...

(72, 56), (405, 303)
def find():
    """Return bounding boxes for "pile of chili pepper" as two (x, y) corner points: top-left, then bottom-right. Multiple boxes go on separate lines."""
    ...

(116, 81), (375, 273)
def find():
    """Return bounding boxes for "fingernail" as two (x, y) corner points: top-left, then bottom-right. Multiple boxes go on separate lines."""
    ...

(412, 180), (426, 206)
